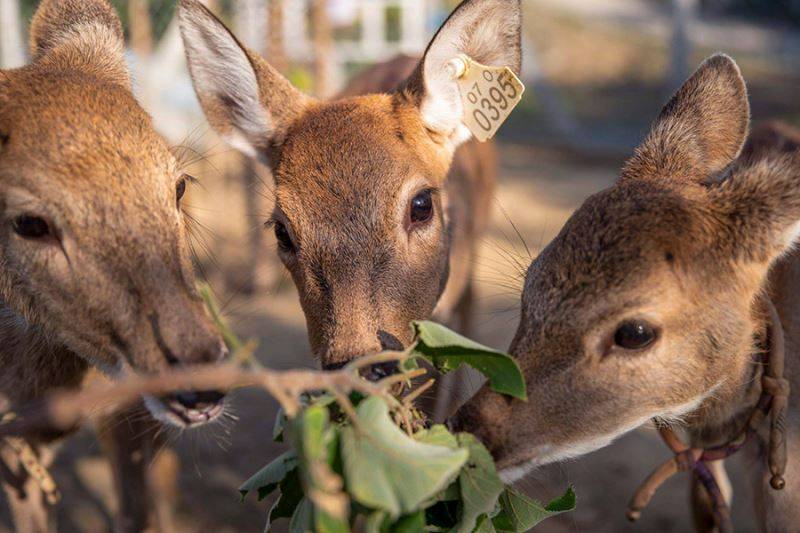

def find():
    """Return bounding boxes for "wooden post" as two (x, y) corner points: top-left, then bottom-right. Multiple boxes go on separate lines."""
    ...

(267, 0), (287, 74)
(129, 0), (153, 57)
(310, 0), (334, 97)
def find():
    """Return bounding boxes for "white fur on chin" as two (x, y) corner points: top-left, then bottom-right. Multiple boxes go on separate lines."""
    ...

(498, 386), (720, 484)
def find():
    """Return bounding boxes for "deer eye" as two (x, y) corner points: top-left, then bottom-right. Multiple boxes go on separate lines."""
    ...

(409, 189), (434, 226)
(613, 321), (657, 350)
(176, 175), (188, 207)
(274, 221), (294, 253)
(12, 214), (52, 240)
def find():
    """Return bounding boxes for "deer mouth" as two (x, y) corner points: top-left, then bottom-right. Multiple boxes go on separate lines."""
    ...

(144, 390), (226, 427)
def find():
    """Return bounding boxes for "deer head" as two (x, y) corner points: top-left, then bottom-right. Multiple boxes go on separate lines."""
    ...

(0, 0), (227, 427)
(178, 0), (521, 371)
(453, 54), (800, 480)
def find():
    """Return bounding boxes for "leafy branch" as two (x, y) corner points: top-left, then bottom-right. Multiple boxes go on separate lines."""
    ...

(0, 288), (573, 532)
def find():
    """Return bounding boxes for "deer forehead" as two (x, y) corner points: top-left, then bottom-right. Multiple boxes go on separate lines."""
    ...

(0, 73), (175, 182)
(523, 184), (729, 324)
(276, 96), (448, 190)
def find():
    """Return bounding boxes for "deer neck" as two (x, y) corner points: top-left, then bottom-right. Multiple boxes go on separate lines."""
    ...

(686, 300), (777, 449)
(0, 300), (88, 409)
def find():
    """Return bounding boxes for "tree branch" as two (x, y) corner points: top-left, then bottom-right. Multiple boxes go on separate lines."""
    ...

(0, 351), (420, 438)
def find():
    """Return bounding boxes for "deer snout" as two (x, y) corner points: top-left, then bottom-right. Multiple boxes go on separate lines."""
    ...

(141, 299), (229, 427)
(148, 306), (228, 367)
(320, 329), (404, 381)
(448, 385), (513, 458)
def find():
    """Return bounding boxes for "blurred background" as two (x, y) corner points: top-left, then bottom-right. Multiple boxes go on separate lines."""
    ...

(2, 0), (800, 531)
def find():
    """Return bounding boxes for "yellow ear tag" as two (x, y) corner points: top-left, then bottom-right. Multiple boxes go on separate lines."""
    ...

(448, 54), (525, 142)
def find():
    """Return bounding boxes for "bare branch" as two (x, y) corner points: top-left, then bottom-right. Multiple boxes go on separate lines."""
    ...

(0, 352), (418, 438)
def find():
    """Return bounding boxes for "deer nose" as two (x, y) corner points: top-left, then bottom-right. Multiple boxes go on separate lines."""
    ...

(362, 361), (400, 382)
(322, 360), (401, 382)
(320, 330), (404, 381)
(173, 390), (225, 410)
(167, 341), (229, 367)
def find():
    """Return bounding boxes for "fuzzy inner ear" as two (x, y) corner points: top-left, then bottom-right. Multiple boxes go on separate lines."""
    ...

(29, 0), (130, 87)
(401, 0), (522, 146)
(622, 54), (750, 184)
(178, 0), (310, 166)
(711, 124), (800, 264)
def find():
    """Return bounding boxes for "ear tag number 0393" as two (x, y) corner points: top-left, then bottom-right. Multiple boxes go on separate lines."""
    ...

(449, 54), (525, 142)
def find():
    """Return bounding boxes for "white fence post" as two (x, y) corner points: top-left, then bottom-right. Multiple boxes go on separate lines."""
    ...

(360, 0), (387, 61)
(399, 0), (426, 55)
(0, 0), (25, 69)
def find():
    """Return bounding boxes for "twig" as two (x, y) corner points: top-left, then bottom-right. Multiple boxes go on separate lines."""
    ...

(0, 353), (420, 438)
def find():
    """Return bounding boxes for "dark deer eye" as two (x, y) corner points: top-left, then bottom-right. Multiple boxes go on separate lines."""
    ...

(409, 189), (434, 225)
(274, 221), (294, 253)
(12, 215), (52, 240)
(176, 175), (188, 207)
(613, 321), (657, 350)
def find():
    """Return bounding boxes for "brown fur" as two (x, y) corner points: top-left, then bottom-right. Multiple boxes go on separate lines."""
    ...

(453, 54), (800, 531)
(0, 1), (226, 530)
(179, 0), (518, 368)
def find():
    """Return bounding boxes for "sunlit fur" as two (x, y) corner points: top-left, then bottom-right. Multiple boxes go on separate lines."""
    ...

(179, 0), (520, 369)
(454, 55), (800, 530)
(0, 1), (227, 529)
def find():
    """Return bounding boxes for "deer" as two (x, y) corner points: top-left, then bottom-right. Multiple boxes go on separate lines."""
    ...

(451, 53), (800, 531)
(177, 0), (520, 390)
(0, 1), (229, 531)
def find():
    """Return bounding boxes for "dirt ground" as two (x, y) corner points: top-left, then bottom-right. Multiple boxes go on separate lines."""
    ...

(0, 141), (763, 533)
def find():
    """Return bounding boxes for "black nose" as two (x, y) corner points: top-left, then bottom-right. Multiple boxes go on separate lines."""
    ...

(362, 361), (400, 382)
(322, 361), (348, 372)
(321, 360), (400, 382)
(174, 390), (225, 409)
(377, 330), (404, 352)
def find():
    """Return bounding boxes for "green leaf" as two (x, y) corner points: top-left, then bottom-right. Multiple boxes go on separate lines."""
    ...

(341, 397), (468, 518)
(289, 497), (313, 533)
(391, 510), (426, 532)
(491, 487), (576, 532)
(240, 450), (298, 501)
(474, 514), (497, 533)
(293, 406), (350, 530)
(272, 407), (287, 442)
(315, 509), (350, 533)
(365, 511), (389, 533)
(424, 500), (460, 530)
(266, 469), (304, 529)
(414, 424), (459, 449)
(454, 433), (505, 533)
(545, 486), (576, 513)
(411, 321), (526, 400)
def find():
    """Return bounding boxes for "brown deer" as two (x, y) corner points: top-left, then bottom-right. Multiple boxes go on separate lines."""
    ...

(0, 1), (228, 530)
(177, 0), (519, 382)
(452, 54), (800, 531)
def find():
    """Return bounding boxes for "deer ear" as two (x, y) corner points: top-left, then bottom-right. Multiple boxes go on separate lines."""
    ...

(401, 0), (522, 147)
(711, 125), (800, 264)
(178, 0), (310, 166)
(622, 54), (750, 184)
(29, 0), (130, 87)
